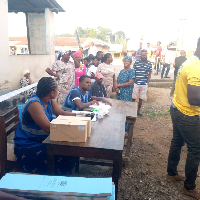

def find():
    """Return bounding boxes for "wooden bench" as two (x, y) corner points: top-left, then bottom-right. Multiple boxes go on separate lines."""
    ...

(0, 107), (20, 178)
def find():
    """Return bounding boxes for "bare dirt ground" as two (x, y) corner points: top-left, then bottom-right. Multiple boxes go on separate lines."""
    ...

(5, 87), (200, 199)
(79, 87), (199, 200)
(117, 87), (200, 200)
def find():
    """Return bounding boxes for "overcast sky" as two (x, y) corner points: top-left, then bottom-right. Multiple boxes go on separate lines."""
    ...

(8, 0), (200, 48)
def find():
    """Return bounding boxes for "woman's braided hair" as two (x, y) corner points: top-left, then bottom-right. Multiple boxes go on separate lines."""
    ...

(36, 77), (57, 98)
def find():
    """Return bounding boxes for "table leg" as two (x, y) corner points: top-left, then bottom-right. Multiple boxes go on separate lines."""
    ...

(46, 146), (55, 175)
(113, 151), (122, 199)
(123, 119), (136, 167)
(75, 157), (80, 173)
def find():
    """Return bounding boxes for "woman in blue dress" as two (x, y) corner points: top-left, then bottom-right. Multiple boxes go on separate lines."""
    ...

(14, 77), (77, 175)
(116, 56), (135, 131)
(116, 56), (135, 101)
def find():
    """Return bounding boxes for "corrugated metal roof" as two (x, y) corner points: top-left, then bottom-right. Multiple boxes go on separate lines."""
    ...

(8, 0), (65, 13)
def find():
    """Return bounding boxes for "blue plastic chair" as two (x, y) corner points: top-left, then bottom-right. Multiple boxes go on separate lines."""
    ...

(18, 104), (24, 119)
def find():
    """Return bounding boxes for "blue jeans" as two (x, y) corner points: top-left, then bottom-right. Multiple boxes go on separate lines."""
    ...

(161, 63), (170, 78)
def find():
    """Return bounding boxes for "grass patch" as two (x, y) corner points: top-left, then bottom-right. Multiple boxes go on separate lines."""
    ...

(143, 109), (170, 117)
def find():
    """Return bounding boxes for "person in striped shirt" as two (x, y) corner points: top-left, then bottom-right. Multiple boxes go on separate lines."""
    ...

(132, 50), (152, 116)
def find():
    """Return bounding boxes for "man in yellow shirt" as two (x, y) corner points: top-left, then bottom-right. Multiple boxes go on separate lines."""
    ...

(146, 43), (152, 60)
(167, 38), (200, 199)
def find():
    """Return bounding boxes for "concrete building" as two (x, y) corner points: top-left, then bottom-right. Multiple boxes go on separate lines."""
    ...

(8, 37), (111, 60)
(109, 44), (127, 65)
(0, 0), (65, 90)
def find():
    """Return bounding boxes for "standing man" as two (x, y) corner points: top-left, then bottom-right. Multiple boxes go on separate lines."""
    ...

(167, 38), (200, 199)
(146, 43), (152, 60)
(170, 50), (187, 96)
(173, 50), (187, 80)
(88, 54), (94, 66)
(155, 41), (162, 73)
(161, 44), (173, 79)
(135, 44), (143, 60)
(90, 42), (97, 56)
(96, 51), (103, 63)
(132, 50), (152, 116)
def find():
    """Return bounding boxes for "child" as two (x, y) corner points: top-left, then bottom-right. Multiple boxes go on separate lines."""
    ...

(87, 56), (100, 84)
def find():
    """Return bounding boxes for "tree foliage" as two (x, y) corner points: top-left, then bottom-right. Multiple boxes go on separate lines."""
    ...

(56, 27), (129, 50)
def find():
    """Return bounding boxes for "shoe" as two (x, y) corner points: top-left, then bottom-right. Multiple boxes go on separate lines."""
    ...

(166, 174), (185, 182)
(164, 76), (170, 78)
(137, 111), (143, 117)
(182, 187), (200, 199)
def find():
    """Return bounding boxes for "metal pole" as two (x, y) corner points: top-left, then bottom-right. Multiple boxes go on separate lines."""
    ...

(75, 30), (84, 60)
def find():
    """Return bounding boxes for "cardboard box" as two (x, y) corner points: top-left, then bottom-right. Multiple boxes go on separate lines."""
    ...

(50, 118), (88, 142)
(56, 116), (91, 137)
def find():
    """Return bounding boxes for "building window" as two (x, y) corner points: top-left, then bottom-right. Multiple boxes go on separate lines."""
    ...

(114, 53), (120, 59)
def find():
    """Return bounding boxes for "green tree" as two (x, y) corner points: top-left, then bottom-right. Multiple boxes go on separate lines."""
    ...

(115, 31), (126, 40)
(89, 28), (96, 38)
(77, 27), (85, 37)
(83, 28), (90, 37)
(96, 26), (112, 42)
(56, 33), (74, 37)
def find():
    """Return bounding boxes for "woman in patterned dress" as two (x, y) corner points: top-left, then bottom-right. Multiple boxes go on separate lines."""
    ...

(97, 53), (116, 98)
(73, 52), (86, 87)
(46, 50), (79, 105)
(115, 56), (135, 131)
(20, 70), (36, 97)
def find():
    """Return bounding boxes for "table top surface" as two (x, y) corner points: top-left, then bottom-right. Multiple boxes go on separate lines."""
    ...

(43, 99), (137, 151)
(108, 99), (137, 118)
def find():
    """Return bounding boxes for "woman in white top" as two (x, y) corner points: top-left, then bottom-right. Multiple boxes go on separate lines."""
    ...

(97, 53), (116, 97)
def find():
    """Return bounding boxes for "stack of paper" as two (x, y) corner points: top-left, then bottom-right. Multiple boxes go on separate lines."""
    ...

(0, 174), (115, 200)
(89, 102), (111, 115)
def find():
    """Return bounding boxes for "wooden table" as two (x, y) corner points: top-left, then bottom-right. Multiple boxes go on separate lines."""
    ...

(43, 99), (137, 199)
(108, 99), (137, 166)
(43, 114), (126, 199)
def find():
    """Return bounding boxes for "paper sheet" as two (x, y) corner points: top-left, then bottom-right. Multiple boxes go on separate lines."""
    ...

(0, 174), (112, 195)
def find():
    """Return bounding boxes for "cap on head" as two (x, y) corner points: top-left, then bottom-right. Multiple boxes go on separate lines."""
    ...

(23, 70), (30, 76)
(95, 73), (104, 79)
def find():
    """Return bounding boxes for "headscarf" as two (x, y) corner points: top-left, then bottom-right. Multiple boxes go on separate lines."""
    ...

(57, 50), (69, 60)
(123, 56), (132, 64)
(23, 70), (30, 76)
(73, 52), (81, 58)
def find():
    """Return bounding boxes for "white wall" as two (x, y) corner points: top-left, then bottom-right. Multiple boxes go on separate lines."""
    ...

(9, 55), (54, 88)
(0, 6), (56, 90)
(0, 0), (12, 89)
(45, 8), (55, 55)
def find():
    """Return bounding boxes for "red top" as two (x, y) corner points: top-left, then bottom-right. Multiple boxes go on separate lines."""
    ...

(156, 46), (162, 58)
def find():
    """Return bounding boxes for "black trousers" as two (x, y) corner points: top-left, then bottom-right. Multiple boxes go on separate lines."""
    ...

(167, 107), (200, 190)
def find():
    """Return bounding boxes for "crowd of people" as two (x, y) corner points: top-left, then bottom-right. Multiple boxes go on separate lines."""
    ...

(15, 38), (200, 200)
(15, 44), (153, 176)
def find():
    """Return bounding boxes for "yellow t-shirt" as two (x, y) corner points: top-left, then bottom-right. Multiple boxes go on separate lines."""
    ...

(147, 47), (152, 60)
(173, 55), (200, 116)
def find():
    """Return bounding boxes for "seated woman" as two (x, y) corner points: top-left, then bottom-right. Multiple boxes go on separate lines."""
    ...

(20, 70), (36, 96)
(64, 75), (111, 111)
(14, 77), (77, 175)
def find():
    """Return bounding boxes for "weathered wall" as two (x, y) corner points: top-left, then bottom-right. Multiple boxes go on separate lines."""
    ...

(9, 55), (54, 88)
(27, 13), (46, 54)
(0, 6), (55, 90)
(0, 0), (12, 89)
